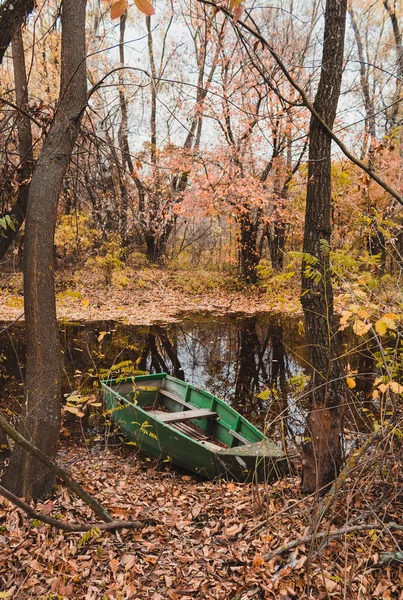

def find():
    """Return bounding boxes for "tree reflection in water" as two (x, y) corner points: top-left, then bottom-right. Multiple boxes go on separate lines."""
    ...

(0, 313), (380, 450)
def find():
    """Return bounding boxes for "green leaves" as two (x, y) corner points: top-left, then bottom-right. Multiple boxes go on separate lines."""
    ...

(0, 215), (15, 231)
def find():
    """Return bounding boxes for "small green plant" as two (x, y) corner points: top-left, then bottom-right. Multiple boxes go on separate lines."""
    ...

(87, 234), (125, 285)
(0, 214), (15, 234)
(78, 527), (101, 547)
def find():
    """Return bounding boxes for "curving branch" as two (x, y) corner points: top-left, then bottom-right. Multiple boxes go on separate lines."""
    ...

(196, 0), (403, 207)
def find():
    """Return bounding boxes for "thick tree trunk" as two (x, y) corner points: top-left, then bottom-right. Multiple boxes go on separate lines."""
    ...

(2, 0), (87, 500)
(300, 0), (349, 494)
(0, 25), (34, 259)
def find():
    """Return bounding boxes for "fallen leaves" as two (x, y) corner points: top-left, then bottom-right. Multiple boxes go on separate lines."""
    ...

(0, 267), (303, 324)
(0, 440), (402, 599)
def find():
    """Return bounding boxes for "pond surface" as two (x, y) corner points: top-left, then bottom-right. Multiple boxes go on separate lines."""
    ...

(0, 312), (376, 446)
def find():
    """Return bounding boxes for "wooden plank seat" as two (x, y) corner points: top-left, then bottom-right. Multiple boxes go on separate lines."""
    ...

(158, 388), (193, 409)
(148, 408), (217, 424)
(229, 429), (249, 444)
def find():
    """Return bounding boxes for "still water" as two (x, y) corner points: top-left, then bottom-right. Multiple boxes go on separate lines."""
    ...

(0, 313), (375, 445)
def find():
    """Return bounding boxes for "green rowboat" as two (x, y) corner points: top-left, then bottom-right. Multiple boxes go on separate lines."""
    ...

(101, 373), (288, 482)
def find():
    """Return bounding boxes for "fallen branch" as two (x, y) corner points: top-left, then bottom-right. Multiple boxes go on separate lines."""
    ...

(263, 522), (403, 562)
(0, 414), (113, 523)
(378, 551), (403, 566)
(0, 484), (148, 532)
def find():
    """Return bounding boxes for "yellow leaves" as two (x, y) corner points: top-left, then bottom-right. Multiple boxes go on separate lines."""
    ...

(229, 0), (243, 8)
(110, 0), (127, 19)
(375, 313), (398, 336)
(65, 405), (85, 417)
(389, 381), (403, 394)
(340, 308), (399, 338)
(352, 319), (371, 336)
(375, 319), (387, 336)
(346, 377), (356, 389)
(134, 0), (155, 16)
(339, 310), (352, 330)
(109, 0), (154, 20)
(372, 378), (403, 399)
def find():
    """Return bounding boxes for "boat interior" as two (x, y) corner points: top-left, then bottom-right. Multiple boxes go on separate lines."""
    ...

(110, 376), (263, 450)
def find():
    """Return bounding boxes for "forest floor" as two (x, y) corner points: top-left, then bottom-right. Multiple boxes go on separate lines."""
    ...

(1, 263), (401, 325)
(0, 439), (402, 599)
(0, 266), (304, 324)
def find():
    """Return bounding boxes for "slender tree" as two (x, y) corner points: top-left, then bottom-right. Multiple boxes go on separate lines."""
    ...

(300, 0), (349, 493)
(0, 25), (34, 259)
(0, 0), (33, 65)
(3, 0), (88, 500)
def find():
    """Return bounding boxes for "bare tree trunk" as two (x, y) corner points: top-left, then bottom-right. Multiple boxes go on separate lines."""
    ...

(0, 25), (34, 259)
(0, 0), (33, 65)
(2, 0), (87, 500)
(300, 0), (349, 494)
(348, 4), (376, 157)
(117, 12), (133, 245)
(383, 0), (403, 133)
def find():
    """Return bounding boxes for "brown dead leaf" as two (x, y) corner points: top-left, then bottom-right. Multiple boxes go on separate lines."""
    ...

(323, 577), (338, 592)
(225, 523), (243, 536)
(252, 554), (265, 568)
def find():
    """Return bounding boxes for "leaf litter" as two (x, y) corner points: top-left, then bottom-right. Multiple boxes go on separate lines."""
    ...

(0, 438), (402, 599)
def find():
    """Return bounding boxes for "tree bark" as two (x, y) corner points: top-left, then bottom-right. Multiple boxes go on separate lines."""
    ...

(2, 0), (87, 500)
(0, 25), (34, 259)
(0, 0), (33, 65)
(300, 0), (349, 494)
(117, 12), (133, 245)
(239, 209), (259, 283)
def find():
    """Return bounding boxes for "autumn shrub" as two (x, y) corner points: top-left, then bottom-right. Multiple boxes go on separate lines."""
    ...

(55, 212), (100, 265)
(256, 258), (299, 295)
(87, 234), (125, 286)
(125, 250), (149, 269)
(169, 268), (239, 294)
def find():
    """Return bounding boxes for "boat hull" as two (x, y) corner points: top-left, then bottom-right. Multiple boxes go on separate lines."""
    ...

(101, 373), (288, 482)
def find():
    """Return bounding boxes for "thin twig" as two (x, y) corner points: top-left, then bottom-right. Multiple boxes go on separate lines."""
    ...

(263, 522), (403, 561)
(0, 313), (24, 336)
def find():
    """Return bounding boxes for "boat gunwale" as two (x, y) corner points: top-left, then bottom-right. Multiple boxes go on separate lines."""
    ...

(101, 379), (225, 454)
(101, 373), (266, 445)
